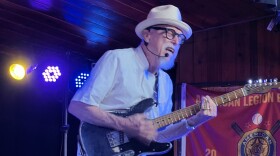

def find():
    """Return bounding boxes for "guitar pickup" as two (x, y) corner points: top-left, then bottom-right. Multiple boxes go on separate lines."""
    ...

(107, 130), (129, 147)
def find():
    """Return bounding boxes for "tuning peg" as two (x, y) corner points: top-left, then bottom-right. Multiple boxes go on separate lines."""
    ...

(257, 79), (263, 86)
(248, 79), (253, 87)
(248, 79), (252, 84)
(274, 78), (278, 84)
(263, 79), (268, 85)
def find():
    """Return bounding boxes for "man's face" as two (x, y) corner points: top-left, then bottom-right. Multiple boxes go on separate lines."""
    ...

(145, 25), (185, 70)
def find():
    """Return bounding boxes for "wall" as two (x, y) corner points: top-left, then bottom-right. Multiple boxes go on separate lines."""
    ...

(177, 18), (280, 85)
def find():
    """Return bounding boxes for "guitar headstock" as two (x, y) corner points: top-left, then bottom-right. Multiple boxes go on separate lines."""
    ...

(243, 78), (280, 95)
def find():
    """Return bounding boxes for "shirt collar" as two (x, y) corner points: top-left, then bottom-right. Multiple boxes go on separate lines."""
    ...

(135, 45), (149, 70)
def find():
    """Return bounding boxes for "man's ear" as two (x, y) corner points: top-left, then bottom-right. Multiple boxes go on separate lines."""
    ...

(142, 29), (150, 43)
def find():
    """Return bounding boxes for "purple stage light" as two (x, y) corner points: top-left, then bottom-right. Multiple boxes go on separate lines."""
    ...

(75, 73), (89, 88)
(42, 66), (61, 82)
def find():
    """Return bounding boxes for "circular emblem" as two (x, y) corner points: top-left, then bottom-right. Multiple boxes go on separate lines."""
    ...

(238, 129), (276, 156)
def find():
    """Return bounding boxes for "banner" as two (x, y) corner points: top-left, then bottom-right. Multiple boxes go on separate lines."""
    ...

(185, 85), (280, 156)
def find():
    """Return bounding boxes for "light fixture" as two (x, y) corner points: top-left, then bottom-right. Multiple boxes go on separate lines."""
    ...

(9, 64), (26, 80)
(254, 0), (280, 31)
(42, 66), (62, 82)
(75, 72), (90, 88)
(267, 10), (280, 31)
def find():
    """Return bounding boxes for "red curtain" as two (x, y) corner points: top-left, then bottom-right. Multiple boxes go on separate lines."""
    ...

(185, 85), (280, 156)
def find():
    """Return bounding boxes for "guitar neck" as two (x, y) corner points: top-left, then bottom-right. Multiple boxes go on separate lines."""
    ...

(152, 87), (248, 129)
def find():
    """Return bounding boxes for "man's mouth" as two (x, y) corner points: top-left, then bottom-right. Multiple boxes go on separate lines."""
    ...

(166, 47), (174, 53)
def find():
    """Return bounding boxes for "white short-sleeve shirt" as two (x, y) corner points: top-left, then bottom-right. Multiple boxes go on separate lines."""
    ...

(71, 45), (173, 119)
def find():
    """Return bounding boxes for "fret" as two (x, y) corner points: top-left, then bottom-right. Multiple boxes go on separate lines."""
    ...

(161, 117), (167, 125)
(159, 120), (163, 127)
(217, 98), (222, 105)
(236, 90), (242, 97)
(214, 98), (218, 106)
(159, 123), (163, 128)
(156, 121), (162, 128)
(176, 112), (181, 120)
(178, 111), (182, 118)
(162, 119), (168, 127)
(172, 113), (178, 122)
(165, 117), (170, 125)
(180, 112), (183, 120)
(235, 91), (241, 98)
(233, 90), (238, 98)
(162, 118), (167, 126)
(174, 113), (179, 122)
(223, 95), (228, 103)
(227, 93), (231, 101)
(189, 109), (193, 116)
(166, 117), (171, 125)
(240, 88), (246, 96)
(220, 96), (225, 104)
(180, 111), (184, 119)
(186, 110), (189, 118)
(184, 109), (189, 118)
(170, 115), (174, 123)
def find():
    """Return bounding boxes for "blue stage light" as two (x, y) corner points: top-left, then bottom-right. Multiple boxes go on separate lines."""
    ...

(75, 73), (89, 88)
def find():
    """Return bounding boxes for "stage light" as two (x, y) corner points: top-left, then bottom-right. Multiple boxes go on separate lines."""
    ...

(267, 11), (280, 31)
(42, 66), (62, 82)
(254, 0), (280, 31)
(9, 64), (26, 80)
(75, 73), (90, 88)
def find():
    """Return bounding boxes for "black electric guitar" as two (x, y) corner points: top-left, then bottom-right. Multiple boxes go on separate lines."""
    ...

(79, 79), (279, 156)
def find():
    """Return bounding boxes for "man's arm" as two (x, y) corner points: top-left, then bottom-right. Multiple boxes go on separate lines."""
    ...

(155, 96), (217, 142)
(68, 100), (157, 143)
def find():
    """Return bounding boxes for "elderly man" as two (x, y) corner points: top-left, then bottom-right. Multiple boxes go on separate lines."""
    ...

(69, 5), (217, 156)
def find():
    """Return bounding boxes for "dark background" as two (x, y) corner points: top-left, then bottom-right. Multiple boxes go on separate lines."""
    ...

(0, 51), (176, 156)
(0, 52), (91, 156)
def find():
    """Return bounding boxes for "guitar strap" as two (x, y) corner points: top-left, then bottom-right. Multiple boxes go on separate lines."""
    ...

(153, 72), (159, 107)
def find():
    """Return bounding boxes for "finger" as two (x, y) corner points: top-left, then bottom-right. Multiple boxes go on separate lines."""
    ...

(201, 96), (210, 110)
(207, 96), (217, 112)
(206, 96), (215, 110)
(201, 97), (206, 109)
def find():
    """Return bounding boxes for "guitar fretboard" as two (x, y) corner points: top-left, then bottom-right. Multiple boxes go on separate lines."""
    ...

(152, 87), (247, 129)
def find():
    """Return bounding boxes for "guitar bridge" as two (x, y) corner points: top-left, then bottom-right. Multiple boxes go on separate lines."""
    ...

(107, 130), (129, 147)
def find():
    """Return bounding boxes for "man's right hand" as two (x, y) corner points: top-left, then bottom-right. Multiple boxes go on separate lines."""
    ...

(123, 113), (157, 144)
(68, 101), (157, 144)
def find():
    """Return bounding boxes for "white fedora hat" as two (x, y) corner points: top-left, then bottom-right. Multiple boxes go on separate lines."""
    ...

(135, 5), (192, 39)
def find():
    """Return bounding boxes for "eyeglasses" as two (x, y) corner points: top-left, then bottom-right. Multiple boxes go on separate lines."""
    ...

(147, 26), (186, 45)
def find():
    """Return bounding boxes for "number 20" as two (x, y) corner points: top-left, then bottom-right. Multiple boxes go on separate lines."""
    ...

(205, 148), (216, 156)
